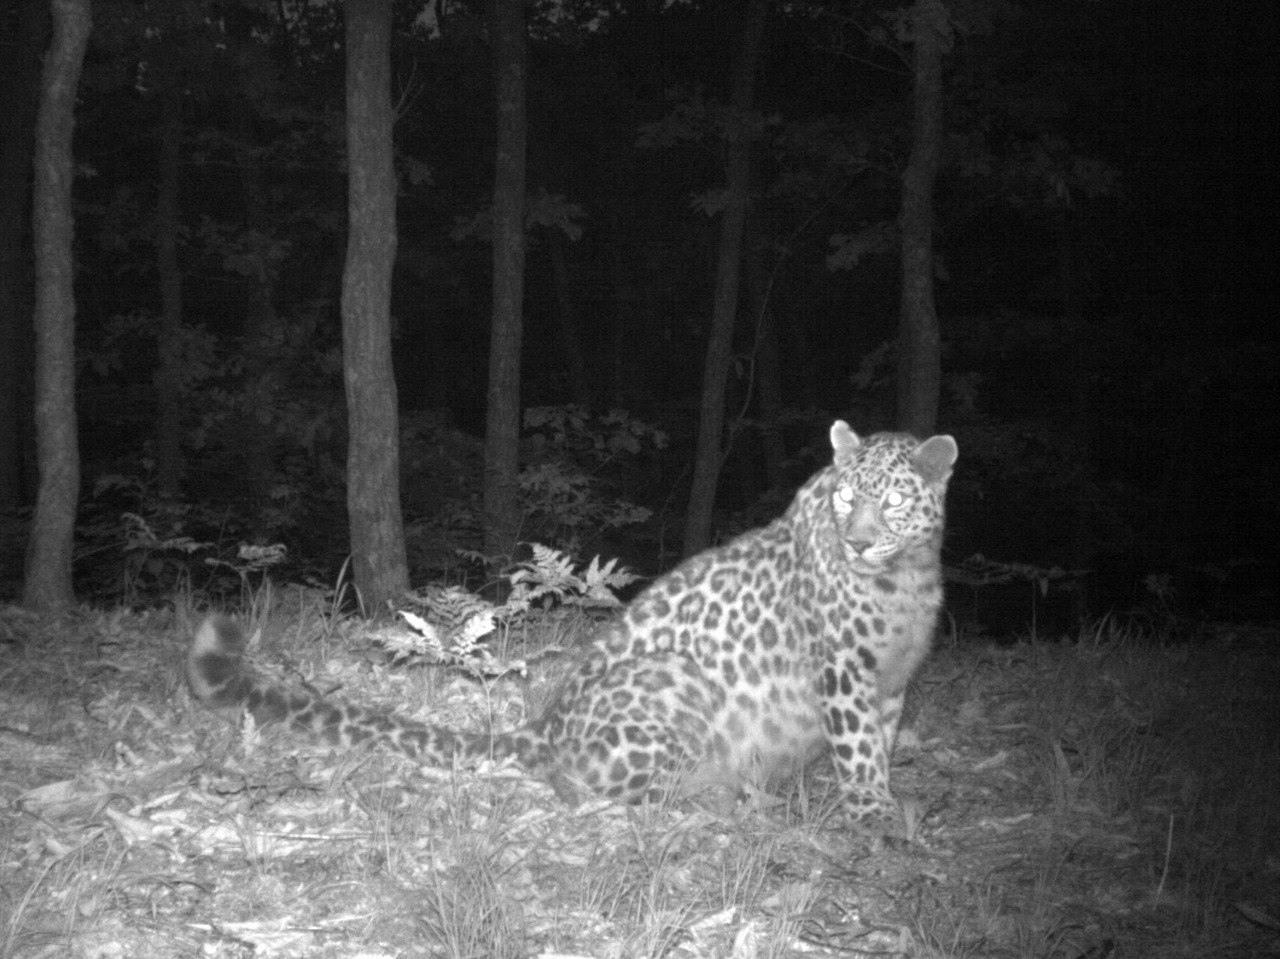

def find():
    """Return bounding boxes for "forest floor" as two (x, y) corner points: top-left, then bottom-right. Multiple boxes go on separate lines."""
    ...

(1, 601), (1278, 959)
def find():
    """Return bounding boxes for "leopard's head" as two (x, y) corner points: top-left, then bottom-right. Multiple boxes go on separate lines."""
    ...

(826, 422), (957, 573)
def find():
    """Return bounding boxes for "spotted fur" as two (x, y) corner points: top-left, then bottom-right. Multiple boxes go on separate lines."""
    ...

(187, 421), (957, 829)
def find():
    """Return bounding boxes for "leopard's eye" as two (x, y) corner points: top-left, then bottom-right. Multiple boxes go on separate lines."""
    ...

(884, 490), (905, 509)
(833, 485), (855, 515)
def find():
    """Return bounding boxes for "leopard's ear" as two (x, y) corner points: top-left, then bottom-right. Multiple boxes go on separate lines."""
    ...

(829, 420), (861, 461)
(913, 435), (958, 486)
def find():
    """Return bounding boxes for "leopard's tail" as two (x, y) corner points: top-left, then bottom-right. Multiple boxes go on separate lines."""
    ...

(186, 615), (533, 765)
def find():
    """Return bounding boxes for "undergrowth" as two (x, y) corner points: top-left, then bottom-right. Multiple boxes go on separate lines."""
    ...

(1, 566), (1277, 958)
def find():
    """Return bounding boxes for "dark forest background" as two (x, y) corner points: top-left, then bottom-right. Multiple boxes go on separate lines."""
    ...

(0, 0), (1275, 630)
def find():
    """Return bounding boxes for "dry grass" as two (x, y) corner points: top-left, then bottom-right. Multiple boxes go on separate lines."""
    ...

(1, 599), (1277, 958)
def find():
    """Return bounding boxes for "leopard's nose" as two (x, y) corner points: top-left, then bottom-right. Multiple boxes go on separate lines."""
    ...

(846, 537), (874, 554)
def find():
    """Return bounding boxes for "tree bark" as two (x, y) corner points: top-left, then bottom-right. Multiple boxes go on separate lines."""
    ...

(153, 71), (185, 497)
(682, 0), (767, 556)
(896, 0), (948, 437)
(0, 0), (49, 509)
(23, 0), (90, 610)
(482, 0), (529, 562)
(341, 0), (408, 614)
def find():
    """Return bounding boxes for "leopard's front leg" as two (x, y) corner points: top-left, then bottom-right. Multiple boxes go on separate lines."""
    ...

(820, 651), (904, 835)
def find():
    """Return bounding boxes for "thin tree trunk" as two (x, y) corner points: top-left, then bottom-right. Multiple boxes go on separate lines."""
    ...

(153, 72), (185, 497)
(682, 0), (767, 556)
(23, 0), (90, 610)
(0, 0), (49, 509)
(341, 0), (408, 614)
(896, 0), (948, 437)
(482, 0), (528, 562)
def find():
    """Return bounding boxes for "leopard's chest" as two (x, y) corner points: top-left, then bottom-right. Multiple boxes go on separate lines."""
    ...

(719, 560), (937, 696)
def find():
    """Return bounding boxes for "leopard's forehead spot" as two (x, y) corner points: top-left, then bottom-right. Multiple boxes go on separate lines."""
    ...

(838, 433), (927, 497)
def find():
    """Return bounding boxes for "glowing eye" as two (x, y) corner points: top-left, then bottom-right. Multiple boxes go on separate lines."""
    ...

(884, 490), (905, 508)
(834, 486), (854, 515)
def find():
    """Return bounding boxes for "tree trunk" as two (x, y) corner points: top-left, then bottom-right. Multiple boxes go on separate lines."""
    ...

(153, 72), (185, 497)
(896, 0), (949, 437)
(23, 0), (90, 611)
(682, 0), (767, 556)
(341, 0), (408, 614)
(0, 0), (49, 509)
(482, 0), (529, 563)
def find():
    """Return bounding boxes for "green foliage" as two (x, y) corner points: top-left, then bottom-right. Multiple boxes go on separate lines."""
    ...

(78, 470), (290, 605)
(636, 88), (779, 221)
(450, 190), (588, 242)
(400, 408), (666, 583)
(523, 405), (668, 457)
(206, 543), (290, 600)
(93, 308), (220, 386)
(116, 508), (210, 602)
(191, 216), (294, 282)
(826, 220), (896, 271)
(635, 89), (777, 154)
(77, 472), (209, 602)
(382, 545), (636, 682)
(82, 157), (348, 573)
(518, 462), (651, 540)
(973, 132), (1120, 210)
(518, 407), (665, 555)
(508, 543), (639, 608)
(947, 16), (1122, 216)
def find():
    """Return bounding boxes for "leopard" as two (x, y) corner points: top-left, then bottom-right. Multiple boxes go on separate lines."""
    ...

(187, 420), (957, 832)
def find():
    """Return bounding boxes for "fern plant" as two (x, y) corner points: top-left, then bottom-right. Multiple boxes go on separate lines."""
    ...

(384, 545), (639, 684)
